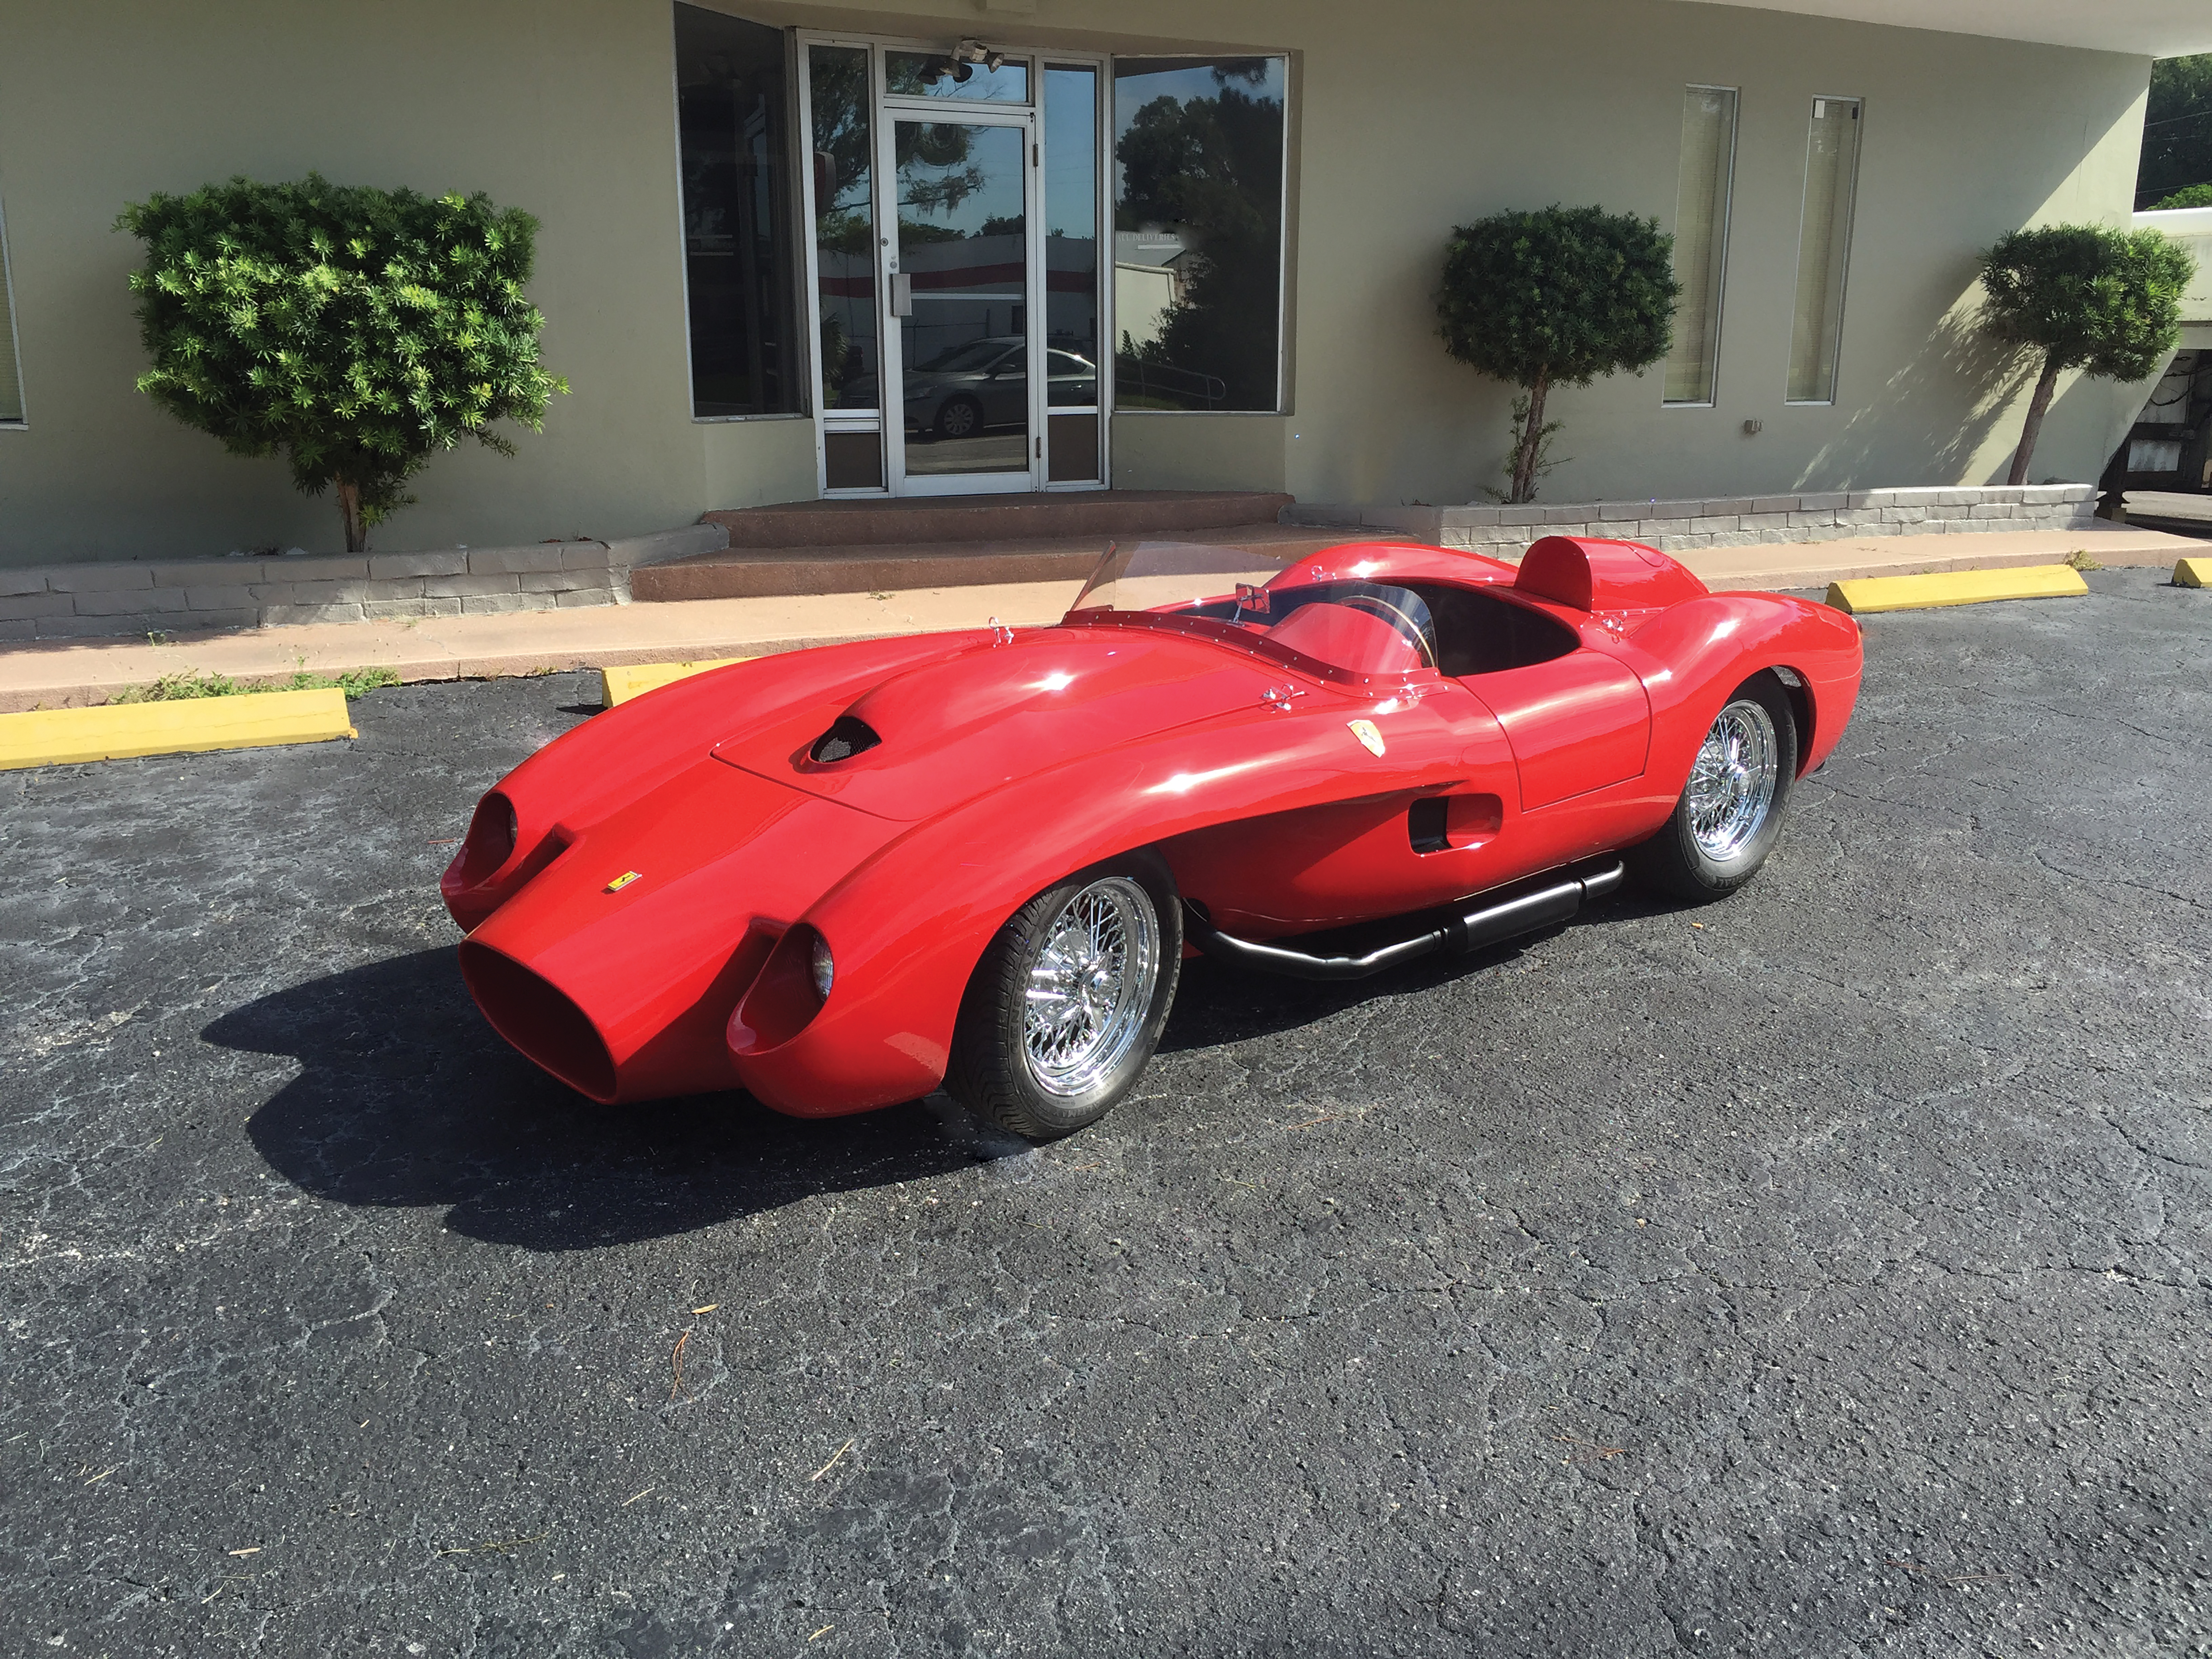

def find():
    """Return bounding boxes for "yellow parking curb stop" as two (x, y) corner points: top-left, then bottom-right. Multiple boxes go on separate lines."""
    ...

(0, 687), (355, 771)
(1825, 563), (2089, 615)
(600, 657), (750, 708)
(2175, 557), (2212, 588)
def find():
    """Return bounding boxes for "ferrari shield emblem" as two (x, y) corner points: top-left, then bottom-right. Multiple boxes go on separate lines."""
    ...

(604, 870), (643, 893)
(1347, 719), (1385, 758)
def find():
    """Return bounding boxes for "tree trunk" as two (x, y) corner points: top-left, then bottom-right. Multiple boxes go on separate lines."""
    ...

(336, 479), (367, 553)
(1512, 369), (1551, 505)
(2007, 352), (2062, 488)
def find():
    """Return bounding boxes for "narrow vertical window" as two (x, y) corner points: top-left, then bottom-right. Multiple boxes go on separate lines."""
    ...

(806, 41), (881, 488)
(0, 183), (22, 422)
(1045, 64), (1102, 481)
(675, 4), (801, 417)
(1787, 96), (1862, 405)
(1112, 57), (1288, 412)
(1663, 86), (1737, 406)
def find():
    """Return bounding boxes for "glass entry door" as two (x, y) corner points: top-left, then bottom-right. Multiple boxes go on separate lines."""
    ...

(800, 38), (1105, 498)
(887, 115), (1035, 492)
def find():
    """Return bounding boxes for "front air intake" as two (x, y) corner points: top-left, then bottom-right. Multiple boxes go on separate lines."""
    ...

(458, 941), (618, 1102)
(808, 715), (882, 764)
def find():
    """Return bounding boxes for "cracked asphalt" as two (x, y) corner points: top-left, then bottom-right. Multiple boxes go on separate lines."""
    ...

(3, 566), (2209, 1657)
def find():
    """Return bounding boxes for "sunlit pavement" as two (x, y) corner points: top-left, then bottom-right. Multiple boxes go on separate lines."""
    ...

(4, 567), (2208, 1656)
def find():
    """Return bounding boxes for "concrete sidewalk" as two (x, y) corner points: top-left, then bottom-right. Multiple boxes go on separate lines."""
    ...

(0, 522), (2196, 711)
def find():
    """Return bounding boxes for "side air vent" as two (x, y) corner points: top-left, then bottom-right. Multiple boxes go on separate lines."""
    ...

(808, 715), (882, 764)
(1408, 797), (1450, 854)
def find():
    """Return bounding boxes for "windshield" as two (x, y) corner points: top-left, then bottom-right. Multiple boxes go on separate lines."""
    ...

(1067, 540), (1440, 679)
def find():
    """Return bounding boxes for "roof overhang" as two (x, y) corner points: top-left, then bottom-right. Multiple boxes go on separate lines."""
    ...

(1666, 1), (2212, 57)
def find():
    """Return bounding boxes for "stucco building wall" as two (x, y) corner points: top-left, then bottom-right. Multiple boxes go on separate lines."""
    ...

(0, 0), (2155, 565)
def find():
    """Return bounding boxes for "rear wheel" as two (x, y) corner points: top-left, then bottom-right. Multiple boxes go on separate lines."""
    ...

(946, 852), (1182, 1141)
(935, 396), (983, 440)
(1630, 673), (1798, 902)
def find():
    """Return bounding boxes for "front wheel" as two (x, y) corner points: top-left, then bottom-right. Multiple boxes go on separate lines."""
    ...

(945, 852), (1182, 1141)
(1629, 673), (1798, 902)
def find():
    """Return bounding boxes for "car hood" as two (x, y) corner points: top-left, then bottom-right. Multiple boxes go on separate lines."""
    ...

(711, 624), (1274, 821)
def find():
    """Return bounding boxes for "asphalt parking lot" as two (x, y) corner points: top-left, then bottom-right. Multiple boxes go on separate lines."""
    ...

(4, 566), (2209, 1657)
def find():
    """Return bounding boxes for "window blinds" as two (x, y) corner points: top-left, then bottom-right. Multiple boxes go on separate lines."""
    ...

(1664, 87), (1737, 405)
(1787, 97), (1863, 404)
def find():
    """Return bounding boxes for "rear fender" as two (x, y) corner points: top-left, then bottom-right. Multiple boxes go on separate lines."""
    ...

(1620, 593), (1863, 785)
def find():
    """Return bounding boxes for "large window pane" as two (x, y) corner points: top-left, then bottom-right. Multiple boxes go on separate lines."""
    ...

(675, 5), (800, 417)
(1112, 56), (1286, 412)
(1787, 96), (1862, 405)
(808, 44), (878, 413)
(1045, 64), (1101, 479)
(1664, 86), (1736, 406)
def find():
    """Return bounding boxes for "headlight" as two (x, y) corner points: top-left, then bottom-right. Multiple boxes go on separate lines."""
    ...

(809, 935), (835, 1001)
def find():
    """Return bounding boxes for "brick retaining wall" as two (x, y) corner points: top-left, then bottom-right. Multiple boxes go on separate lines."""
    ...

(1285, 484), (2099, 554)
(0, 524), (727, 642)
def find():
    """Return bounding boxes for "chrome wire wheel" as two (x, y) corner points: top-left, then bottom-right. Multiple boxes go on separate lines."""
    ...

(1686, 698), (1780, 862)
(1021, 876), (1159, 1099)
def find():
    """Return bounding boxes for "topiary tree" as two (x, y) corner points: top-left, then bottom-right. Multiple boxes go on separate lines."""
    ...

(1437, 206), (1678, 504)
(1978, 225), (2194, 487)
(118, 174), (566, 552)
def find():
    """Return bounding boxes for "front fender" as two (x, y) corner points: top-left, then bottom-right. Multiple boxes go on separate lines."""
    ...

(728, 696), (1463, 1115)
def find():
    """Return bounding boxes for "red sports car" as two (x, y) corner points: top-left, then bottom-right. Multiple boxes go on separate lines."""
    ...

(442, 535), (1862, 1140)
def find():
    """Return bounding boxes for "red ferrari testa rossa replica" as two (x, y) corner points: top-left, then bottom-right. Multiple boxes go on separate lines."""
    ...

(442, 534), (1861, 1140)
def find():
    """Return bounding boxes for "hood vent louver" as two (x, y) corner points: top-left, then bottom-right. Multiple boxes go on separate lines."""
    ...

(808, 715), (883, 764)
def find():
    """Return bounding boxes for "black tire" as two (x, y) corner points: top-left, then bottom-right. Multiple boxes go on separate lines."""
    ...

(945, 851), (1182, 1142)
(934, 396), (983, 440)
(1629, 672), (1799, 903)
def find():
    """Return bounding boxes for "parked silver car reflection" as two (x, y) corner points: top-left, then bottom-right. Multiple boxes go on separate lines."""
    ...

(855, 338), (1097, 440)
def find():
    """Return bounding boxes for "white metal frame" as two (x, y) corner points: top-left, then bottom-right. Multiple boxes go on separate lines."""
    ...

(1783, 93), (1865, 407)
(796, 32), (1113, 498)
(1661, 83), (1740, 411)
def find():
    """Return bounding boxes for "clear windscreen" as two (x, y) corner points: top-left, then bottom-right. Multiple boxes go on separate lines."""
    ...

(1068, 540), (1440, 678)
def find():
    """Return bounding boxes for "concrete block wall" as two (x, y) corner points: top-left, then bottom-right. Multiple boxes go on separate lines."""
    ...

(1286, 485), (2100, 556)
(0, 524), (727, 642)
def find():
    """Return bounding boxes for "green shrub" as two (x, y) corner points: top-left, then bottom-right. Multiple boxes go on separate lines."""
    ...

(1978, 225), (2194, 485)
(2149, 182), (2212, 210)
(118, 174), (566, 551)
(1437, 207), (1678, 503)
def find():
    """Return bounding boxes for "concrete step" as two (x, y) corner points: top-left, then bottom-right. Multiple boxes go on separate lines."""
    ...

(635, 521), (1342, 603)
(702, 488), (1293, 549)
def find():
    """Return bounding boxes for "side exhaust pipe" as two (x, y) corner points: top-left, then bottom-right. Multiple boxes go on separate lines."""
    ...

(1185, 860), (1625, 982)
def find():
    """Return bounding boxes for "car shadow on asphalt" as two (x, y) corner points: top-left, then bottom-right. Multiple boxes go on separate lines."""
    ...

(209, 948), (1010, 1253)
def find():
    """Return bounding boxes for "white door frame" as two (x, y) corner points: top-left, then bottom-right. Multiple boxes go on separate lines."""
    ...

(796, 34), (1111, 498)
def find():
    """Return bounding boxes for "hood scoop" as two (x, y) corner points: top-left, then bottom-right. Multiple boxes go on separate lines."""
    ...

(808, 715), (882, 764)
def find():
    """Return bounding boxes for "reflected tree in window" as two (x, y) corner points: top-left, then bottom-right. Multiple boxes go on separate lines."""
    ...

(1114, 59), (1285, 412)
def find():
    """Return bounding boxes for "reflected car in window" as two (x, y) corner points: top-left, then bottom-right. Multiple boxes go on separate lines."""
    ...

(852, 339), (1096, 440)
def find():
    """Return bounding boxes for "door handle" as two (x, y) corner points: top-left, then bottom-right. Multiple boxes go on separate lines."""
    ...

(890, 272), (912, 318)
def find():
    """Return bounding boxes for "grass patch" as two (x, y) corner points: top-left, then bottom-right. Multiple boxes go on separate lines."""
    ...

(111, 666), (402, 703)
(2064, 548), (2103, 571)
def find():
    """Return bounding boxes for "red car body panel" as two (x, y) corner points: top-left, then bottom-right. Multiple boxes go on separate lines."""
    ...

(442, 537), (1863, 1116)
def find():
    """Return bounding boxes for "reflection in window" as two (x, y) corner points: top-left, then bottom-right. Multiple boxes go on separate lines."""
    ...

(1787, 96), (1862, 404)
(1045, 65), (1101, 480)
(885, 50), (1029, 104)
(1113, 57), (1286, 413)
(808, 43), (878, 412)
(675, 5), (799, 417)
(1664, 86), (1737, 406)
